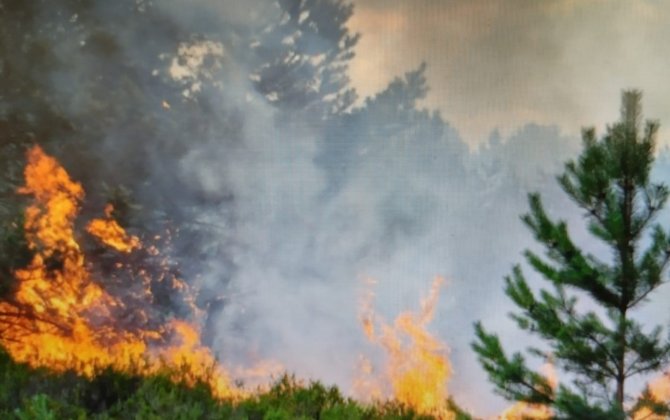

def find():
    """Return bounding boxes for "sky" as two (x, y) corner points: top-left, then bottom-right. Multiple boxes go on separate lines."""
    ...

(348, 0), (670, 147)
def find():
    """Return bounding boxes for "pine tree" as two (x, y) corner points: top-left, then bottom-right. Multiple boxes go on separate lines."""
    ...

(473, 91), (670, 419)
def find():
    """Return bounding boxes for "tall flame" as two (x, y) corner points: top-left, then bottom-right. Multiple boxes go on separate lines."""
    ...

(357, 277), (454, 419)
(0, 146), (239, 399)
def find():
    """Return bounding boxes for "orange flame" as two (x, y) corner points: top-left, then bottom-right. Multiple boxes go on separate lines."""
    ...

(500, 402), (553, 420)
(86, 204), (141, 252)
(499, 362), (556, 420)
(357, 277), (454, 419)
(633, 373), (670, 420)
(0, 146), (240, 399)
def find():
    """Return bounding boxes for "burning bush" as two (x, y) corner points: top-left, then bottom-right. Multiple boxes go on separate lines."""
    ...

(0, 146), (477, 419)
(0, 145), (242, 399)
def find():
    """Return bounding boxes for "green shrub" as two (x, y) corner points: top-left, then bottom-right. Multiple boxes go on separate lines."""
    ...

(0, 347), (473, 419)
(13, 394), (86, 420)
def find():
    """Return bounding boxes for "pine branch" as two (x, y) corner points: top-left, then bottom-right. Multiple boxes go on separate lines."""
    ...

(475, 91), (670, 413)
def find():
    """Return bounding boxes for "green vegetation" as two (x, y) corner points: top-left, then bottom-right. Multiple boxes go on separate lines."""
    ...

(473, 91), (670, 418)
(0, 347), (471, 419)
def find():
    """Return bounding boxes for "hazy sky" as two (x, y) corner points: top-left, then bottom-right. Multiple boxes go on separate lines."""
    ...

(348, 0), (670, 147)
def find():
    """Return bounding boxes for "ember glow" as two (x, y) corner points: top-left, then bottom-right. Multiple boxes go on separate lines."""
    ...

(0, 145), (240, 399)
(357, 277), (454, 419)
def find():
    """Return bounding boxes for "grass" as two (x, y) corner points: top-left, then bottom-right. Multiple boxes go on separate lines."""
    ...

(0, 347), (472, 419)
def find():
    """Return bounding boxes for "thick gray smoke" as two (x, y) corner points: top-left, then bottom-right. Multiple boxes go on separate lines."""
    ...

(158, 25), (585, 414)
(8, 1), (670, 417)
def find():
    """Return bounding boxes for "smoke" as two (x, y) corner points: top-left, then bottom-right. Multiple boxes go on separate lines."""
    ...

(349, 0), (670, 146)
(179, 68), (583, 415)
(7, 0), (670, 417)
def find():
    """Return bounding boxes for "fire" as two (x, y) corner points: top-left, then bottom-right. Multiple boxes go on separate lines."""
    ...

(633, 373), (670, 420)
(497, 364), (670, 420)
(0, 146), (239, 399)
(86, 204), (141, 252)
(499, 362), (556, 420)
(161, 320), (239, 398)
(500, 402), (552, 420)
(357, 277), (454, 419)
